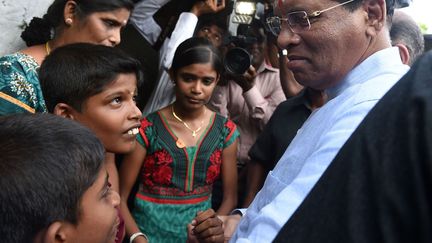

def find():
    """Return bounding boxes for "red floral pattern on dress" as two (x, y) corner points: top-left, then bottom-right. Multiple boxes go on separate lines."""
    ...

(143, 155), (155, 187)
(153, 166), (173, 185)
(140, 118), (153, 131)
(224, 119), (236, 131)
(142, 149), (173, 187)
(155, 149), (173, 166)
(209, 149), (222, 166)
(206, 165), (220, 184)
(206, 149), (222, 184)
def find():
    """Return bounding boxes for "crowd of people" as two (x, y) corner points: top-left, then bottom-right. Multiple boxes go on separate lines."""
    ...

(0, 0), (430, 242)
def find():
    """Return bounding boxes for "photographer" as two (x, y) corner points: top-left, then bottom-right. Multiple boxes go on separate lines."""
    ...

(209, 19), (285, 207)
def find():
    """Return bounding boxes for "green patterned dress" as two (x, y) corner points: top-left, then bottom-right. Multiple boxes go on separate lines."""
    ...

(0, 53), (47, 115)
(133, 111), (239, 243)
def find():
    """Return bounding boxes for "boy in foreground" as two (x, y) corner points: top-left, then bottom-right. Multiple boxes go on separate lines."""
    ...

(0, 113), (121, 242)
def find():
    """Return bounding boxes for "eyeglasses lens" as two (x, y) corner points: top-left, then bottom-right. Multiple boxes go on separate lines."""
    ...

(267, 17), (282, 36)
(266, 11), (311, 36)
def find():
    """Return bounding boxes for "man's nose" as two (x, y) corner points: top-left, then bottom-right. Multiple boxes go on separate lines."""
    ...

(277, 28), (301, 50)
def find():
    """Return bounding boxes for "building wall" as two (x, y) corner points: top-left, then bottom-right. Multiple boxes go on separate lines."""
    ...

(0, 0), (51, 56)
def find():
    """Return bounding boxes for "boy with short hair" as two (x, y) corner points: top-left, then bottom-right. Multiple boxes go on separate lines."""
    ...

(0, 113), (120, 243)
(39, 43), (144, 242)
(39, 42), (143, 191)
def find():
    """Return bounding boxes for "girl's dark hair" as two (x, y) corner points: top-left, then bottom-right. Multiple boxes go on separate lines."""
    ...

(21, 0), (134, 46)
(171, 37), (224, 78)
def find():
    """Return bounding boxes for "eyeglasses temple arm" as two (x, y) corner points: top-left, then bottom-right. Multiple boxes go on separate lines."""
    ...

(311, 0), (356, 17)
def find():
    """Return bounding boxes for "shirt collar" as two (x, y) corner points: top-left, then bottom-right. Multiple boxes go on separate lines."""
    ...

(326, 47), (406, 100)
(256, 61), (279, 74)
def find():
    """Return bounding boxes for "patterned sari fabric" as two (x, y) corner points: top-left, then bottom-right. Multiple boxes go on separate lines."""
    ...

(133, 111), (239, 243)
(0, 53), (47, 115)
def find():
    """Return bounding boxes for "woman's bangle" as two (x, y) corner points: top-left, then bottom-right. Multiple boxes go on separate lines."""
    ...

(130, 232), (149, 243)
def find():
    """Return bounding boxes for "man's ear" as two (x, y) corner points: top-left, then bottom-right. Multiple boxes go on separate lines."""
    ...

(395, 43), (411, 65)
(41, 221), (67, 243)
(53, 103), (76, 120)
(363, 0), (386, 36)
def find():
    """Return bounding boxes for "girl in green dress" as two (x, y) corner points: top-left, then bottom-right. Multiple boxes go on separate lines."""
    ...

(120, 37), (239, 243)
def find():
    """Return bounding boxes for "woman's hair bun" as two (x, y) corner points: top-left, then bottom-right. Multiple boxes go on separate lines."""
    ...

(21, 17), (52, 47)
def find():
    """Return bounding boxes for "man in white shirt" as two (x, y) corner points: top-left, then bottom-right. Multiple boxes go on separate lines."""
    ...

(272, 49), (432, 243)
(190, 0), (410, 242)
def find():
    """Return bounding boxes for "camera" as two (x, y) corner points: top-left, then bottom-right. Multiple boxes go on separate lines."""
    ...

(223, 35), (257, 75)
(224, 47), (251, 75)
(226, 35), (257, 47)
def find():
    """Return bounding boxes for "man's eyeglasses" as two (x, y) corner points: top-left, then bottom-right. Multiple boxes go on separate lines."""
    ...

(266, 0), (356, 36)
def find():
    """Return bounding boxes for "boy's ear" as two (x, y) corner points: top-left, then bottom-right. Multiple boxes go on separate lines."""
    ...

(53, 103), (76, 120)
(41, 221), (67, 243)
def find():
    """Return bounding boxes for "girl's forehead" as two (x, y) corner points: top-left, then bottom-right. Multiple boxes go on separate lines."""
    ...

(178, 62), (217, 72)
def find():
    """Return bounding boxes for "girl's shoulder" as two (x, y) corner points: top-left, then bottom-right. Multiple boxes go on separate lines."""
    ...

(213, 112), (237, 130)
(209, 113), (238, 146)
(140, 112), (160, 128)
(213, 112), (229, 123)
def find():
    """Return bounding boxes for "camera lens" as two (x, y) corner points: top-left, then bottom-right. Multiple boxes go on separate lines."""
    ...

(224, 47), (251, 75)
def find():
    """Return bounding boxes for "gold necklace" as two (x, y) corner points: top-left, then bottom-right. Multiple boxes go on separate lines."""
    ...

(171, 105), (206, 138)
(45, 42), (51, 55)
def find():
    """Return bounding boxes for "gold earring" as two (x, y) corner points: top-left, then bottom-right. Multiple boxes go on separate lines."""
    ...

(65, 18), (73, 25)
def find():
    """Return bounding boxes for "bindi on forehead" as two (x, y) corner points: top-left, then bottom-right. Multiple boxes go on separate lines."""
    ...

(277, 0), (284, 8)
(274, 0), (289, 16)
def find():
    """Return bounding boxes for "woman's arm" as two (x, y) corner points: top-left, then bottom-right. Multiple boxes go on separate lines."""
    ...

(216, 139), (238, 215)
(119, 144), (148, 243)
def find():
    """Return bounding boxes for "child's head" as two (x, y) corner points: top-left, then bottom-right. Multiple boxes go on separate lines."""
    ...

(170, 37), (223, 109)
(0, 113), (120, 243)
(171, 37), (223, 79)
(39, 43), (142, 154)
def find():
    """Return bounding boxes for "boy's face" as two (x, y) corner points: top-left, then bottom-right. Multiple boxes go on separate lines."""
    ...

(61, 164), (121, 242)
(71, 73), (142, 154)
(196, 24), (224, 48)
